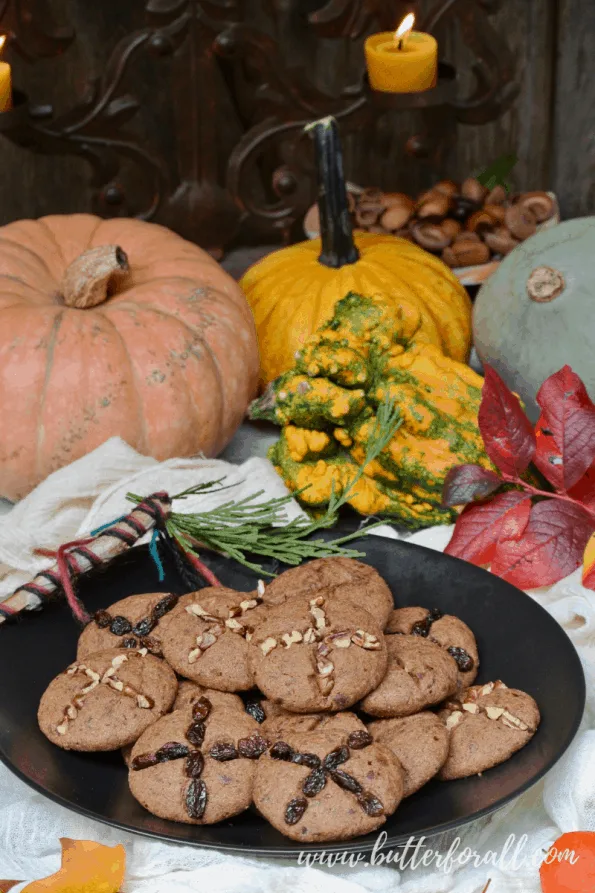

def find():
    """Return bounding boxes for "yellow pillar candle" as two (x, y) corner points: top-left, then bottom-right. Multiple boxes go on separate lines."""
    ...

(364, 14), (438, 94)
(0, 36), (12, 112)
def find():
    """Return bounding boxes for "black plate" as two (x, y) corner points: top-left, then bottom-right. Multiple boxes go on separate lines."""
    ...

(0, 534), (585, 856)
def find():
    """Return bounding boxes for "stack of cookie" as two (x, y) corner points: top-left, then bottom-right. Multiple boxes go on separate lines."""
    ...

(38, 558), (540, 844)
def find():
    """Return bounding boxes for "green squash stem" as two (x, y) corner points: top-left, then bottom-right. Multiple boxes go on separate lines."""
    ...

(306, 116), (359, 269)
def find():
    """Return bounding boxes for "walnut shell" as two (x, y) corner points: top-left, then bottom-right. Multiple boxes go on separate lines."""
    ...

(434, 179), (459, 198)
(466, 210), (496, 233)
(416, 191), (450, 220)
(461, 177), (488, 204)
(442, 240), (490, 267)
(483, 204), (506, 225)
(380, 203), (413, 231)
(517, 191), (554, 223)
(411, 222), (452, 251)
(440, 219), (462, 241)
(485, 185), (507, 205)
(484, 226), (520, 256)
(504, 204), (537, 240)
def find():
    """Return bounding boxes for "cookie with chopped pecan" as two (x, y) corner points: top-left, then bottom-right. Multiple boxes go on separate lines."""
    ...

(38, 647), (177, 751)
(160, 588), (268, 691)
(438, 680), (540, 780)
(249, 594), (387, 712)
(260, 557), (393, 627)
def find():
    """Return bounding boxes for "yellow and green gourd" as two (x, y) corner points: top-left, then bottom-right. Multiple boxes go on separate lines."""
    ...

(250, 292), (491, 529)
(240, 116), (472, 386)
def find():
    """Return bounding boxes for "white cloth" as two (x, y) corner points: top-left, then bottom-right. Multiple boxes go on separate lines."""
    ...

(0, 437), (593, 893)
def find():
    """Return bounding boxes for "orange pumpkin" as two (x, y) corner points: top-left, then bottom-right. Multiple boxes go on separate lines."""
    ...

(0, 214), (259, 500)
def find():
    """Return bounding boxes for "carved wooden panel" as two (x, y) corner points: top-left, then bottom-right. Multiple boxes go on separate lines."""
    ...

(0, 0), (582, 255)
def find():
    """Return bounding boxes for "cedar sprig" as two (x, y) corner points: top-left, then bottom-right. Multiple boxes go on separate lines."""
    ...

(127, 397), (401, 576)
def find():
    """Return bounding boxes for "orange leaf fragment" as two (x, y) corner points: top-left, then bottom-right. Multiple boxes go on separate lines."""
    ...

(583, 532), (595, 590)
(21, 838), (125, 893)
(540, 831), (595, 892)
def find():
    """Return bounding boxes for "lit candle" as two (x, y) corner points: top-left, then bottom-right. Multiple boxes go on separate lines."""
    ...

(364, 14), (438, 94)
(0, 36), (12, 112)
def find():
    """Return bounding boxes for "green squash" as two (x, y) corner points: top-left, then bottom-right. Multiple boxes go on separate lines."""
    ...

(473, 217), (595, 421)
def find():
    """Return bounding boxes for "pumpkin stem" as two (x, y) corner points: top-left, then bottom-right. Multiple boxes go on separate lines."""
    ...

(526, 265), (565, 303)
(306, 116), (359, 269)
(60, 245), (129, 309)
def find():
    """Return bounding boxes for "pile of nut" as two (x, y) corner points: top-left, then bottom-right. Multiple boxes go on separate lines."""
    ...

(305, 179), (556, 267)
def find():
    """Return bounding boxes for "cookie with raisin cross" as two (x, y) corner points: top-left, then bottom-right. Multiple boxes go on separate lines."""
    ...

(438, 681), (540, 780)
(38, 647), (177, 751)
(123, 681), (246, 767)
(77, 592), (181, 659)
(253, 727), (403, 842)
(128, 696), (266, 824)
(160, 588), (269, 691)
(386, 606), (479, 688)
(360, 634), (458, 718)
(260, 557), (393, 627)
(249, 594), (388, 712)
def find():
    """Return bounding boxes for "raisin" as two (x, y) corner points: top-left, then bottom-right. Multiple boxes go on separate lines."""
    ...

(209, 742), (238, 761)
(94, 610), (111, 629)
(347, 731), (373, 750)
(132, 616), (156, 637)
(238, 735), (268, 759)
(156, 741), (190, 762)
(192, 697), (212, 721)
(323, 746), (349, 770)
(330, 769), (362, 793)
(121, 637), (138, 649)
(447, 646), (475, 672)
(358, 791), (384, 816)
(139, 636), (162, 657)
(270, 741), (294, 761)
(411, 618), (430, 637)
(285, 797), (308, 825)
(185, 751), (204, 778)
(109, 615), (132, 636)
(244, 700), (266, 724)
(131, 752), (158, 770)
(152, 593), (179, 620)
(186, 779), (207, 819)
(291, 752), (321, 769)
(186, 721), (206, 747)
(302, 767), (327, 797)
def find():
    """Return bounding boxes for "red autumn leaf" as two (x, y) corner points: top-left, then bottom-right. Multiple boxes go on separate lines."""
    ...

(534, 412), (564, 491)
(535, 365), (595, 490)
(478, 365), (536, 478)
(444, 490), (532, 565)
(490, 499), (595, 588)
(442, 464), (502, 507)
(569, 461), (595, 510)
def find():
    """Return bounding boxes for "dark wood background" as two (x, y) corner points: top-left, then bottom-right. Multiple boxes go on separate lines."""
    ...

(0, 0), (593, 252)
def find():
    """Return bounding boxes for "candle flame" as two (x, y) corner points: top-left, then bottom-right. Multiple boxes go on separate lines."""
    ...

(395, 13), (415, 43)
(0, 35), (6, 55)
